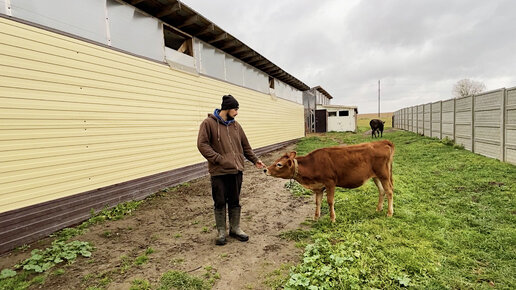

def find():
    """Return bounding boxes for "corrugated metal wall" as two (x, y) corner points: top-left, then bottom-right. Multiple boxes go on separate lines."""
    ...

(394, 87), (516, 165)
(0, 17), (304, 214)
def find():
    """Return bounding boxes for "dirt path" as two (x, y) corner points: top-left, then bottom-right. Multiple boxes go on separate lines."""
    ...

(2, 144), (313, 289)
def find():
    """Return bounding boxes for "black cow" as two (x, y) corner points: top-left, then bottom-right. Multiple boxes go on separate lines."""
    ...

(370, 119), (385, 138)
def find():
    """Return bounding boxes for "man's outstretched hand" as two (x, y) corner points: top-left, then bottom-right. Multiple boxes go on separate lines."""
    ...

(255, 160), (266, 169)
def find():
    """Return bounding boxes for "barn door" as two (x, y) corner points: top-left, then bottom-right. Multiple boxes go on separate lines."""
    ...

(315, 109), (327, 133)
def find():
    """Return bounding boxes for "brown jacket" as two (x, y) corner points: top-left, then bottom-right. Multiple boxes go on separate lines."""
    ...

(197, 113), (259, 176)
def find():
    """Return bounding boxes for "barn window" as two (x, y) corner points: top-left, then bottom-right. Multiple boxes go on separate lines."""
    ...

(339, 110), (349, 116)
(328, 111), (337, 117)
(164, 26), (193, 56)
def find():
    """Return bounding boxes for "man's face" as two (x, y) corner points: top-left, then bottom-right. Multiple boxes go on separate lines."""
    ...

(228, 108), (238, 118)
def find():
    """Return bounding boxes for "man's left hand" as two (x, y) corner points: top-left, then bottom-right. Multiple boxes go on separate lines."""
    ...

(255, 160), (266, 169)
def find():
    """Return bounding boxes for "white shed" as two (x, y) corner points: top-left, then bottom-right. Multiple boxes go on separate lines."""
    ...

(318, 105), (358, 132)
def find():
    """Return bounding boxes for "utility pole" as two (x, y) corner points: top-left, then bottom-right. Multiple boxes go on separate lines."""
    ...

(378, 80), (381, 118)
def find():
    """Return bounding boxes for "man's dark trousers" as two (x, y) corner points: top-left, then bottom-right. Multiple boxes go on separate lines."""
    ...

(211, 172), (243, 209)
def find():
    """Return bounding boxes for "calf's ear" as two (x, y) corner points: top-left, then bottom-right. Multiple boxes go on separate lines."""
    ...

(288, 151), (297, 159)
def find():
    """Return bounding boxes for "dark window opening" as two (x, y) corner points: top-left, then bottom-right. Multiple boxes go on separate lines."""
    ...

(164, 26), (193, 56)
(328, 111), (337, 117)
(269, 77), (275, 89)
(339, 110), (349, 116)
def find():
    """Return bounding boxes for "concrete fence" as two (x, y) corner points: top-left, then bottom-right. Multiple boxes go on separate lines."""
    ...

(393, 86), (516, 165)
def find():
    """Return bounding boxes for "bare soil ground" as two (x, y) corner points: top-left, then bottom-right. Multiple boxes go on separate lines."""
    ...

(0, 145), (314, 289)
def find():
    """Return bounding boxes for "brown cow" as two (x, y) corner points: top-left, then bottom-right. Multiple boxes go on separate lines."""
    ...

(264, 140), (395, 222)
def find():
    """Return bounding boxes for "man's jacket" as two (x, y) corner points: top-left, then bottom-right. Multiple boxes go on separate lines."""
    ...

(197, 109), (259, 176)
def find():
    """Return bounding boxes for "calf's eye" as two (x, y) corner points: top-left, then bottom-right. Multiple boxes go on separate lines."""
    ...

(276, 163), (282, 167)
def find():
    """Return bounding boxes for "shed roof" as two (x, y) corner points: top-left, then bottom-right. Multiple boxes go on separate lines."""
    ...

(123, 0), (310, 91)
(312, 86), (333, 99)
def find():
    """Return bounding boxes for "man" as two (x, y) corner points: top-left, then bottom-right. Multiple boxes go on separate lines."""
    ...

(197, 95), (266, 246)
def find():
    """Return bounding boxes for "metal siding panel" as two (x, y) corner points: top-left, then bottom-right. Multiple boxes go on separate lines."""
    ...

(0, 18), (305, 213)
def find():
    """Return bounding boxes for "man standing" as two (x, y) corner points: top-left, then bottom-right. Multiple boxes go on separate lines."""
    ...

(197, 95), (266, 246)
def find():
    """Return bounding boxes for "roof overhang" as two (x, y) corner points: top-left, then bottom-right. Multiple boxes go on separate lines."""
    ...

(312, 86), (333, 99)
(122, 0), (310, 91)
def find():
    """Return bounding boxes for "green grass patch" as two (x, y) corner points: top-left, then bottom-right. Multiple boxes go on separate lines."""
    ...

(158, 270), (210, 290)
(283, 130), (516, 289)
(130, 278), (152, 290)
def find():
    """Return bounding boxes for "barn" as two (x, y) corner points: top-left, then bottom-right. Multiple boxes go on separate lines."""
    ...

(0, 0), (318, 253)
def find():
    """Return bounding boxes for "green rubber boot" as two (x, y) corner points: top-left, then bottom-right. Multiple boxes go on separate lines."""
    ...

(214, 208), (227, 246)
(229, 207), (249, 242)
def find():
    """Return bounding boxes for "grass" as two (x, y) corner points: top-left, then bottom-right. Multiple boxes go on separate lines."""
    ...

(283, 129), (516, 289)
(158, 271), (210, 290)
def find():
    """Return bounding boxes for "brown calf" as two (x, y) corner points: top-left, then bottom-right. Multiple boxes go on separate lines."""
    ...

(265, 140), (395, 222)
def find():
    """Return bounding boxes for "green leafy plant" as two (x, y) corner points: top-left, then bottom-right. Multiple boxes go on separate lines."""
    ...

(285, 180), (312, 197)
(15, 240), (93, 273)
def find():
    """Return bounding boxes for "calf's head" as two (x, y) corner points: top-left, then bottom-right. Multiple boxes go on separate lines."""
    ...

(264, 152), (297, 179)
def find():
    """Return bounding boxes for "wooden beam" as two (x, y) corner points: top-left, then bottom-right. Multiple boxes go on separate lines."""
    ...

(220, 40), (239, 50)
(130, 0), (145, 5)
(156, 2), (181, 18)
(260, 63), (276, 70)
(230, 46), (249, 55)
(238, 51), (256, 59)
(177, 15), (199, 28)
(195, 23), (215, 36)
(250, 59), (269, 67)
(208, 33), (227, 44)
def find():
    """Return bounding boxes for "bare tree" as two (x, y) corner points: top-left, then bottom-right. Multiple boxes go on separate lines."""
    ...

(452, 79), (486, 98)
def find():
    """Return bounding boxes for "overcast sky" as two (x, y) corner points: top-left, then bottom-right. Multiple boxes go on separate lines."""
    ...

(181, 0), (516, 113)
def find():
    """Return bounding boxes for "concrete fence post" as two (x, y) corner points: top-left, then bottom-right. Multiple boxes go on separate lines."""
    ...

(453, 98), (456, 141)
(439, 101), (443, 139)
(501, 89), (507, 162)
(471, 95), (475, 153)
(429, 103), (433, 137)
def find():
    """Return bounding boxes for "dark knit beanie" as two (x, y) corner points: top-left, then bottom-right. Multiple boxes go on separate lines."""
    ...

(221, 94), (239, 110)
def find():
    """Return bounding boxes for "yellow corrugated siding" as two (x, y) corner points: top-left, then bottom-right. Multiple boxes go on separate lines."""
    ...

(0, 17), (304, 213)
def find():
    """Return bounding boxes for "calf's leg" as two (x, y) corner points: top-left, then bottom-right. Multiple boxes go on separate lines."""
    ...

(326, 186), (336, 222)
(373, 177), (385, 212)
(380, 177), (394, 217)
(314, 189), (323, 220)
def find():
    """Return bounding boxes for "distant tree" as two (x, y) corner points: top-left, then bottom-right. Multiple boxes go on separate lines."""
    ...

(452, 79), (486, 98)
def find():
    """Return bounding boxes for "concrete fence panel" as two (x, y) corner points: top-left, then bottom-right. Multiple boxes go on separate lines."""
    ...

(432, 101), (442, 138)
(442, 99), (455, 140)
(424, 103), (431, 136)
(418, 105), (424, 134)
(473, 89), (504, 159)
(455, 96), (473, 150)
